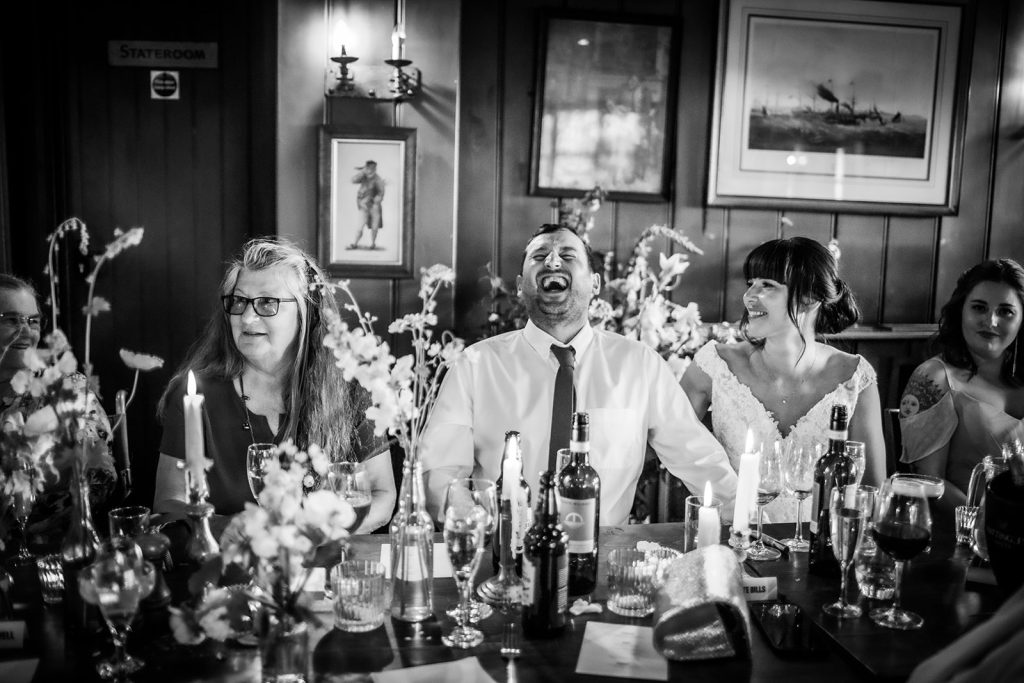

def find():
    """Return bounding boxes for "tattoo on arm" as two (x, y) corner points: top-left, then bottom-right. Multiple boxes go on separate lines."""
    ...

(900, 373), (946, 416)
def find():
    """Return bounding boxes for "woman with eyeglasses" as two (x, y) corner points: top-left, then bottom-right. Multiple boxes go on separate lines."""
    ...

(154, 238), (396, 534)
(0, 273), (115, 550)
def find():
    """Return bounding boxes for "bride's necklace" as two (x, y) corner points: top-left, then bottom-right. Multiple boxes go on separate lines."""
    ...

(755, 348), (816, 405)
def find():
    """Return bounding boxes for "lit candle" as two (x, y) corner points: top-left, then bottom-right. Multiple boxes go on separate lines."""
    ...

(697, 481), (720, 548)
(732, 430), (760, 534)
(502, 436), (523, 542)
(183, 370), (207, 493)
(391, 24), (405, 60)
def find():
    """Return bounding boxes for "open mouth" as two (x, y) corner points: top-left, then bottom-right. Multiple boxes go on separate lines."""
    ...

(747, 310), (767, 320)
(539, 273), (570, 293)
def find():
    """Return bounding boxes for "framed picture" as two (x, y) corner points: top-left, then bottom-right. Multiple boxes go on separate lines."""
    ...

(708, 0), (971, 215)
(317, 125), (415, 278)
(529, 12), (679, 202)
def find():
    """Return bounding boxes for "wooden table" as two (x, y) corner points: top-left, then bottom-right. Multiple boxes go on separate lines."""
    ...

(5, 522), (1003, 681)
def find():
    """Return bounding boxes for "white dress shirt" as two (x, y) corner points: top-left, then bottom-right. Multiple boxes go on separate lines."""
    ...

(420, 321), (738, 526)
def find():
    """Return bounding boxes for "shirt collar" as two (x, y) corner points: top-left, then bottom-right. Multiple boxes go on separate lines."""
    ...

(523, 319), (594, 362)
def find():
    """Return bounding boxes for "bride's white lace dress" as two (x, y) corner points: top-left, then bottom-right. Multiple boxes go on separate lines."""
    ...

(693, 341), (878, 523)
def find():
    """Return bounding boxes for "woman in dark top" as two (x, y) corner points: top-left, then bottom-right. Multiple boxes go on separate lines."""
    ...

(154, 238), (395, 533)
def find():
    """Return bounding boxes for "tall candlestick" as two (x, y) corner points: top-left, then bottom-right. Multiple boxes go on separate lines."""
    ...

(733, 430), (759, 534)
(697, 481), (720, 548)
(183, 370), (207, 493)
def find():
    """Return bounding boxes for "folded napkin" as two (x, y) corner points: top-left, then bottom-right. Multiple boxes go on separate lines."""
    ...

(371, 656), (495, 683)
(575, 622), (667, 681)
(651, 545), (751, 661)
(908, 583), (1024, 683)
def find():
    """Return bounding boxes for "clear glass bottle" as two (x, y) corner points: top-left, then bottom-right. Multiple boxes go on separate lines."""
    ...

(389, 453), (434, 622)
(61, 456), (101, 630)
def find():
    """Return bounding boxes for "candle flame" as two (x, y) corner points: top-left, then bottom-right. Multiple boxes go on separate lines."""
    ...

(703, 481), (713, 506)
(744, 429), (755, 454)
(187, 370), (197, 395)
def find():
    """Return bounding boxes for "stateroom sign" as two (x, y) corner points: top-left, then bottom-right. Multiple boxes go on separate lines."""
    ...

(108, 41), (218, 68)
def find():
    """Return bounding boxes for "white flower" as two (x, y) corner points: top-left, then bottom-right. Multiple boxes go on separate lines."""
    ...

(168, 607), (206, 645)
(82, 297), (112, 316)
(658, 252), (690, 281)
(119, 349), (165, 371)
(103, 227), (145, 259)
(23, 406), (59, 436)
(197, 605), (233, 641)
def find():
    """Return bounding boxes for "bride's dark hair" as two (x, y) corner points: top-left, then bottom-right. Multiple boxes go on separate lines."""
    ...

(742, 236), (859, 343)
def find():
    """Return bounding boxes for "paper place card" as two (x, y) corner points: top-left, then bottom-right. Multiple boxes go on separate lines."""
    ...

(371, 655), (496, 683)
(742, 576), (778, 601)
(379, 543), (453, 578)
(0, 659), (38, 683)
(575, 622), (668, 681)
(0, 621), (27, 650)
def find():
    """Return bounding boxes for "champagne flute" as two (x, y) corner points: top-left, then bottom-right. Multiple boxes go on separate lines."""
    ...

(9, 474), (37, 564)
(869, 479), (932, 630)
(845, 441), (866, 485)
(749, 441), (783, 561)
(86, 539), (152, 678)
(324, 460), (373, 600)
(444, 477), (497, 624)
(781, 444), (818, 551)
(246, 443), (276, 502)
(442, 477), (493, 649)
(823, 485), (874, 618)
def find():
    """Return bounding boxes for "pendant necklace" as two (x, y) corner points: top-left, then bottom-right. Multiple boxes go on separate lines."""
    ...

(239, 374), (257, 446)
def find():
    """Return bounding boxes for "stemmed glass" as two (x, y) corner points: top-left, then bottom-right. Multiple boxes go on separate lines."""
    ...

(823, 485), (874, 618)
(246, 442), (277, 501)
(324, 461), (373, 599)
(444, 478), (497, 624)
(845, 442), (866, 485)
(9, 472), (37, 565)
(781, 444), (818, 551)
(749, 441), (783, 561)
(441, 477), (495, 649)
(81, 538), (155, 679)
(869, 479), (932, 630)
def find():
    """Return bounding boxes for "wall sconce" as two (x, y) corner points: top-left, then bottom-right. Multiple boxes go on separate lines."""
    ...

(326, 19), (420, 101)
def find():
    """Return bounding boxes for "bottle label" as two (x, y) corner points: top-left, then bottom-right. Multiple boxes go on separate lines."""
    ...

(809, 485), (820, 535)
(556, 554), (568, 613)
(556, 496), (596, 553)
(522, 555), (536, 605)
(569, 440), (589, 453)
(826, 429), (848, 442)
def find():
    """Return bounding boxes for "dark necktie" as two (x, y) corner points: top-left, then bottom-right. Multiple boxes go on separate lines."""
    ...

(548, 344), (577, 472)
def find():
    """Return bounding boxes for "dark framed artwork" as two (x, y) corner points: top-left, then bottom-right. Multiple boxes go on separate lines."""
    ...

(529, 12), (679, 202)
(708, 0), (972, 215)
(317, 125), (415, 278)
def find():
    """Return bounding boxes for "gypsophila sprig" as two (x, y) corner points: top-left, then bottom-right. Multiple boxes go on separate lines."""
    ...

(322, 265), (464, 460)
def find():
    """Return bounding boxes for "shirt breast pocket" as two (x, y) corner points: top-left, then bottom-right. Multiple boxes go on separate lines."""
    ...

(586, 408), (644, 477)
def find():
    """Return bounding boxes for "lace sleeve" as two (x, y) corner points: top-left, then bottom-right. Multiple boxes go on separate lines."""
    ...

(693, 341), (723, 379)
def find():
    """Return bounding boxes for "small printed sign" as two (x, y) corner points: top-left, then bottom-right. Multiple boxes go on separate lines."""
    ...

(0, 620), (27, 649)
(742, 576), (779, 601)
(109, 41), (217, 68)
(150, 71), (180, 100)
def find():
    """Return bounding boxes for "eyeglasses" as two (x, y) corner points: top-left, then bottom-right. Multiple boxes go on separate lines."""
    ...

(0, 312), (43, 331)
(221, 295), (298, 317)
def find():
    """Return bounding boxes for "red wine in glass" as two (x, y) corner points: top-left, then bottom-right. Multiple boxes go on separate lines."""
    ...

(872, 523), (931, 561)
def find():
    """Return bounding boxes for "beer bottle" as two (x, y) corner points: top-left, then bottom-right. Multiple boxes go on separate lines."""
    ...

(557, 412), (600, 596)
(492, 431), (531, 576)
(809, 404), (855, 576)
(522, 471), (568, 638)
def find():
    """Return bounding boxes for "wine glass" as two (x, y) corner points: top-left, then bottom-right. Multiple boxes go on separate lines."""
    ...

(845, 441), (866, 485)
(443, 477), (497, 625)
(441, 477), (494, 649)
(324, 461), (372, 600)
(869, 479), (931, 630)
(749, 441), (784, 561)
(781, 443), (818, 551)
(84, 538), (154, 678)
(246, 443), (276, 502)
(9, 473), (37, 565)
(823, 485), (874, 618)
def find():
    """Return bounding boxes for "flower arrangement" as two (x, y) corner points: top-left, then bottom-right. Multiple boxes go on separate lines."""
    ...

(591, 224), (741, 379)
(322, 264), (465, 459)
(169, 440), (353, 644)
(0, 218), (162, 550)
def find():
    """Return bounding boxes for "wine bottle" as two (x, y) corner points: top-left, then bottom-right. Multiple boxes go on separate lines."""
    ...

(492, 431), (531, 576)
(809, 404), (855, 577)
(522, 471), (568, 638)
(557, 412), (600, 596)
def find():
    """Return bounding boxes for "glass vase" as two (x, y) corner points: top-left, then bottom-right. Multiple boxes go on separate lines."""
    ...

(389, 451), (434, 622)
(62, 455), (102, 630)
(257, 610), (309, 683)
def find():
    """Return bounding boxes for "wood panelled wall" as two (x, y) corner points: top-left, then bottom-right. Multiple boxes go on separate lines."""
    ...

(1, 0), (276, 508)
(455, 0), (1024, 340)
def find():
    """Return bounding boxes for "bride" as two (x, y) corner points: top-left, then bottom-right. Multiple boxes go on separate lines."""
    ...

(681, 237), (885, 522)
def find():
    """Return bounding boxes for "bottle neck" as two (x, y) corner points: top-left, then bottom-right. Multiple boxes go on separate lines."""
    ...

(544, 484), (559, 523)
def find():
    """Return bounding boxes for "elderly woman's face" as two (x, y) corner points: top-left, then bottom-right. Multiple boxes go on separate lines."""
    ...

(0, 287), (42, 375)
(229, 266), (302, 374)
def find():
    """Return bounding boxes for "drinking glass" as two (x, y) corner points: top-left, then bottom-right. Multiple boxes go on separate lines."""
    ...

(782, 444), (818, 551)
(823, 485), (874, 618)
(246, 443), (277, 501)
(845, 441), (866, 485)
(9, 478), (37, 564)
(443, 478), (496, 624)
(869, 479), (931, 630)
(749, 441), (784, 561)
(108, 505), (151, 540)
(85, 539), (154, 678)
(324, 461), (373, 600)
(441, 477), (494, 648)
